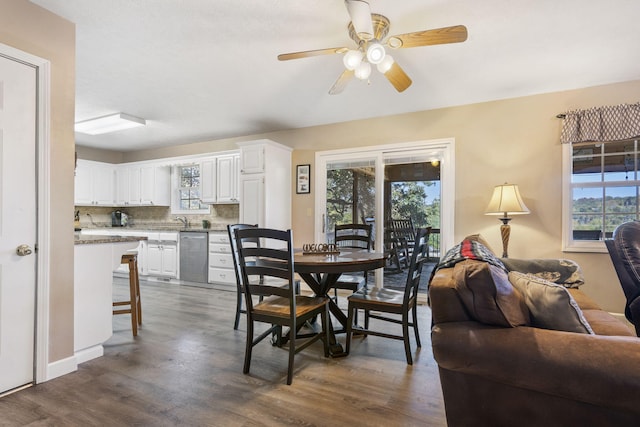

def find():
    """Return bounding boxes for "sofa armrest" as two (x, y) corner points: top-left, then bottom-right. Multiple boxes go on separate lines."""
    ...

(432, 322), (640, 414)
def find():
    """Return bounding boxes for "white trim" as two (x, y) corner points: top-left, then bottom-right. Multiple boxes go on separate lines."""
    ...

(562, 143), (619, 254)
(43, 355), (77, 382)
(74, 345), (104, 365)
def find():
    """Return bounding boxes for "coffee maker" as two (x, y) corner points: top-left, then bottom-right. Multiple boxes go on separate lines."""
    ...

(111, 210), (129, 227)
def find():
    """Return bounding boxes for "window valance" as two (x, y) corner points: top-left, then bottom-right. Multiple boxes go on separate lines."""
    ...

(560, 102), (640, 144)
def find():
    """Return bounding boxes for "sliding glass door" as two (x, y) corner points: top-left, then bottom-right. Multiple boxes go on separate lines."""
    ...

(315, 139), (455, 287)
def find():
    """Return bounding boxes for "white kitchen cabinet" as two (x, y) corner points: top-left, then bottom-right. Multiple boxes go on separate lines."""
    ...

(239, 174), (264, 227)
(208, 231), (234, 287)
(216, 153), (239, 203)
(115, 166), (138, 206)
(200, 158), (217, 203)
(74, 159), (115, 206)
(114, 164), (171, 206)
(146, 233), (178, 278)
(140, 165), (171, 206)
(201, 152), (240, 204)
(238, 140), (292, 229)
(239, 144), (265, 174)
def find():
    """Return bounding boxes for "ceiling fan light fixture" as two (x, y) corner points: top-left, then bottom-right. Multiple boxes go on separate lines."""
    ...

(354, 61), (371, 80)
(366, 42), (386, 64)
(343, 49), (364, 70)
(376, 55), (394, 74)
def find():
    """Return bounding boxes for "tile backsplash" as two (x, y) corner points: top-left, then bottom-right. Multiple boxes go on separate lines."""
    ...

(77, 204), (239, 229)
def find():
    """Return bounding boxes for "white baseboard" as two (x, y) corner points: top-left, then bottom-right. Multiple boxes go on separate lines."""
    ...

(75, 345), (104, 365)
(42, 355), (77, 383)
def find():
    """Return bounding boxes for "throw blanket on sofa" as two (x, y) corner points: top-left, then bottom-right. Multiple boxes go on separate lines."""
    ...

(436, 239), (507, 272)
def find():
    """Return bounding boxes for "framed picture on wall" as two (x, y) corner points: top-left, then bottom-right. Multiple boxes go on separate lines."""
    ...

(296, 164), (311, 194)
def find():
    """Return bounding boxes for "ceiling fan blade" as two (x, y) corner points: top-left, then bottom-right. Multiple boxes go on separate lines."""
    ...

(344, 0), (374, 40)
(387, 25), (468, 49)
(329, 69), (355, 95)
(278, 47), (348, 61)
(383, 62), (412, 92)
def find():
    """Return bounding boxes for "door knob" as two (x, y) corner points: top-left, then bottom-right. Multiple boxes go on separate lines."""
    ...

(16, 244), (33, 256)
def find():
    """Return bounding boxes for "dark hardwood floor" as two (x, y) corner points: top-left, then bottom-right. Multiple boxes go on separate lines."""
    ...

(0, 278), (446, 426)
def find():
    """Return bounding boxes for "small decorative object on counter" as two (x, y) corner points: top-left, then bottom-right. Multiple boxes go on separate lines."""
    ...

(202, 220), (211, 229)
(302, 243), (340, 255)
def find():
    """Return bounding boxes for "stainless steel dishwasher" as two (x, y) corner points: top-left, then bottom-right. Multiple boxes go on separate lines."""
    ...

(179, 231), (208, 283)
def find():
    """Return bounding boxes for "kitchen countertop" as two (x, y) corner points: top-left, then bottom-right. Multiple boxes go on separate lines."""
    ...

(79, 225), (229, 232)
(74, 234), (149, 245)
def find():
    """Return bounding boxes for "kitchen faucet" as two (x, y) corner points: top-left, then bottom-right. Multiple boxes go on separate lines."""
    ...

(175, 216), (189, 228)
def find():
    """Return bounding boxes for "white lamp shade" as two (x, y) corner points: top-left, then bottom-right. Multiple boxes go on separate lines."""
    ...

(343, 49), (364, 70)
(485, 184), (530, 216)
(366, 42), (386, 64)
(354, 61), (372, 80)
(376, 55), (394, 74)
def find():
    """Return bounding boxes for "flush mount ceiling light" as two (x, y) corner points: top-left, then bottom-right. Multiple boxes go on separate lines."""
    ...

(75, 113), (146, 135)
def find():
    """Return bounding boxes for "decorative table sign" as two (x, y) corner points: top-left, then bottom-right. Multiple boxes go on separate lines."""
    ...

(302, 243), (340, 255)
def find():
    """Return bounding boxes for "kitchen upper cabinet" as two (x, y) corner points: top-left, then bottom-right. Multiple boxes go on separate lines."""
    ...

(74, 159), (115, 206)
(200, 158), (217, 203)
(238, 140), (291, 229)
(140, 165), (170, 206)
(216, 154), (239, 203)
(114, 164), (170, 206)
(200, 152), (240, 204)
(115, 166), (136, 205)
(239, 144), (264, 174)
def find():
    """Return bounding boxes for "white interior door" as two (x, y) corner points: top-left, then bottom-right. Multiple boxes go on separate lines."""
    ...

(0, 55), (37, 394)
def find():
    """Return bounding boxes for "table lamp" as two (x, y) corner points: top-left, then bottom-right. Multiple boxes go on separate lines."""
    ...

(485, 183), (530, 258)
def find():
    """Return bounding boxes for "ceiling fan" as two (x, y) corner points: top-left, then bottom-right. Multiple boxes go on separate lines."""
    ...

(278, 0), (468, 94)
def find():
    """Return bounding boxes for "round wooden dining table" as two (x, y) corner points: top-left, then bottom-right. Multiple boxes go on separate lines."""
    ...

(293, 249), (386, 357)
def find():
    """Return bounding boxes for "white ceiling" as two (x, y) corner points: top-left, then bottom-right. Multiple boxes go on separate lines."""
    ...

(30, 0), (640, 152)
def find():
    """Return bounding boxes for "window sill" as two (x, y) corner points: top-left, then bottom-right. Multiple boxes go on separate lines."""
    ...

(562, 240), (608, 253)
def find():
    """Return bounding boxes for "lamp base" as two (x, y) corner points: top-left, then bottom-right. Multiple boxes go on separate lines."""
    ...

(499, 217), (512, 258)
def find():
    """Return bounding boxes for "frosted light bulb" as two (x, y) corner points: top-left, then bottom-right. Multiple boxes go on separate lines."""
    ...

(343, 50), (363, 70)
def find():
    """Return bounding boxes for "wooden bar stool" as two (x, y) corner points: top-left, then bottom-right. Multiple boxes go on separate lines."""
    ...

(113, 251), (142, 336)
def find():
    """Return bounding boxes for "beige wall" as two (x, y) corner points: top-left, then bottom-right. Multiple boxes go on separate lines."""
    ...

(1, 0), (76, 363)
(102, 79), (640, 315)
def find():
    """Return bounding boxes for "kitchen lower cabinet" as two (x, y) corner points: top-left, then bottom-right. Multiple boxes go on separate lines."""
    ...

(147, 240), (178, 278)
(208, 231), (235, 288)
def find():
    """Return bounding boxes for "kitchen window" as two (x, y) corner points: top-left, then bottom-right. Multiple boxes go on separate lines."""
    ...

(563, 138), (640, 252)
(171, 164), (209, 214)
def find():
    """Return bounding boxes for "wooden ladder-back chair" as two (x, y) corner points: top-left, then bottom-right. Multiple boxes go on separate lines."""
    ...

(227, 223), (258, 330)
(346, 227), (431, 364)
(332, 223), (373, 298)
(228, 224), (301, 330)
(234, 227), (330, 385)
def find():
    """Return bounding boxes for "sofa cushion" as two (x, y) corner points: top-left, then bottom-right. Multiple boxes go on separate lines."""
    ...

(508, 271), (594, 334)
(501, 258), (584, 288)
(453, 260), (530, 327)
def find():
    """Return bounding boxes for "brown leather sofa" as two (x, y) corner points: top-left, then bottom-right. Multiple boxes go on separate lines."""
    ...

(429, 261), (640, 427)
